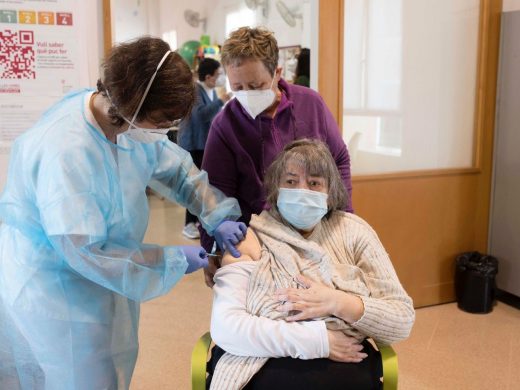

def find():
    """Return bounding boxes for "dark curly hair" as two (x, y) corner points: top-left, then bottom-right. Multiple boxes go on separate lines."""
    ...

(96, 36), (196, 127)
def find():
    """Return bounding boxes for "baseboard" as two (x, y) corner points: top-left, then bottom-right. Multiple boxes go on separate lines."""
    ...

(496, 289), (520, 310)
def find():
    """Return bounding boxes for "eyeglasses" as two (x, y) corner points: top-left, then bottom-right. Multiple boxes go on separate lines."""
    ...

(146, 119), (182, 134)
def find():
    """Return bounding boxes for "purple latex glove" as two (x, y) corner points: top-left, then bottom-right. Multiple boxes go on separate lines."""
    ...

(214, 221), (247, 258)
(179, 246), (209, 274)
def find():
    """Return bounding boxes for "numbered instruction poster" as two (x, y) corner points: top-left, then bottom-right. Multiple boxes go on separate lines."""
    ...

(0, 0), (84, 144)
(0, 0), (88, 190)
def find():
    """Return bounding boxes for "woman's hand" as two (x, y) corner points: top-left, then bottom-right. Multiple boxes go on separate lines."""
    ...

(273, 275), (337, 321)
(327, 330), (367, 363)
(273, 275), (365, 323)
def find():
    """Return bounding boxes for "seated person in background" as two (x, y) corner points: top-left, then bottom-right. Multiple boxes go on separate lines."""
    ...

(208, 139), (415, 390)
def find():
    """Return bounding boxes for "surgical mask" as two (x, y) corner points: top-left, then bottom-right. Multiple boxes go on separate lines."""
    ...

(277, 188), (328, 231)
(120, 116), (170, 144)
(234, 76), (276, 119)
(215, 73), (226, 88)
(108, 50), (173, 144)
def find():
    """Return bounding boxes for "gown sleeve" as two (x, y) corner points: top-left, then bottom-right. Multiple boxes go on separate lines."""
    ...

(148, 140), (241, 236)
(37, 146), (188, 302)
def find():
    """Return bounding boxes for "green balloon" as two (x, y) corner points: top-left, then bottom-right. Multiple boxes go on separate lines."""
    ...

(178, 40), (200, 69)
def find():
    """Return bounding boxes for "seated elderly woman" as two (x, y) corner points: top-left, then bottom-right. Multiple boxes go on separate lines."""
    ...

(208, 139), (415, 390)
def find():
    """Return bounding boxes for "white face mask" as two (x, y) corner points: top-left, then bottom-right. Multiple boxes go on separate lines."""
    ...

(234, 76), (276, 119)
(277, 188), (329, 231)
(120, 116), (170, 144)
(108, 50), (173, 144)
(215, 73), (226, 88)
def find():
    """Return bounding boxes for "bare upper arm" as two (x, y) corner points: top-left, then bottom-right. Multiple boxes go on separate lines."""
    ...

(221, 229), (262, 266)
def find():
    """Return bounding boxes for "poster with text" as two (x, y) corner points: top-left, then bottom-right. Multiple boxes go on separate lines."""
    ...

(0, 0), (84, 146)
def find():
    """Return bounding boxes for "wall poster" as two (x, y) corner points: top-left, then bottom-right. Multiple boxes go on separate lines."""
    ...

(0, 0), (89, 188)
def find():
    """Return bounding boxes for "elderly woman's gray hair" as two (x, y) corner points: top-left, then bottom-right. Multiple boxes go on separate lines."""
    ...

(264, 139), (349, 217)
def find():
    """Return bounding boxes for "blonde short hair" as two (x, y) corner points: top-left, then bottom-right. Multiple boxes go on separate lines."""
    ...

(221, 27), (279, 76)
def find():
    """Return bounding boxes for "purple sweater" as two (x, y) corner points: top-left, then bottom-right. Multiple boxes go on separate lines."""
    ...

(200, 79), (352, 251)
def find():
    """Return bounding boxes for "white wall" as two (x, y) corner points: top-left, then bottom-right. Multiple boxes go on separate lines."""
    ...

(111, 0), (316, 85)
(112, 0), (206, 46)
(205, 0), (311, 47)
(158, 0), (207, 47)
(113, 0), (161, 43)
(263, 0), (311, 48)
(503, 0), (520, 12)
(111, 0), (313, 53)
(86, 0), (105, 86)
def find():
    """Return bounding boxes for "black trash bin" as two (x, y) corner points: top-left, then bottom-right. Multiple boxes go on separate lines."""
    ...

(455, 252), (498, 313)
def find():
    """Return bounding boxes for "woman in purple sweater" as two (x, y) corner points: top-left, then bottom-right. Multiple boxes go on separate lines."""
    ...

(201, 27), (352, 286)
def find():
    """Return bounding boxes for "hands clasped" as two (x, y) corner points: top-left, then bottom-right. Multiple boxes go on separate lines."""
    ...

(274, 274), (367, 363)
(273, 275), (338, 321)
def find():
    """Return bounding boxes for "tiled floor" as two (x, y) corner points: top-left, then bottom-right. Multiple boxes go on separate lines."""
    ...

(395, 302), (520, 390)
(130, 196), (520, 389)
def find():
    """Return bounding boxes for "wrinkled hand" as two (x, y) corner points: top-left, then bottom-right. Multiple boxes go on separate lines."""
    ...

(273, 275), (337, 321)
(203, 255), (221, 288)
(179, 245), (208, 274)
(327, 330), (367, 363)
(214, 221), (247, 258)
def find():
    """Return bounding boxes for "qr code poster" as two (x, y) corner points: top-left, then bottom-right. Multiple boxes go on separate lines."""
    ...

(0, 0), (86, 150)
(0, 29), (36, 79)
(0, 3), (81, 97)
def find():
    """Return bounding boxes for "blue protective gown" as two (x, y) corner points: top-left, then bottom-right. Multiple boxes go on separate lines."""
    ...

(0, 89), (241, 389)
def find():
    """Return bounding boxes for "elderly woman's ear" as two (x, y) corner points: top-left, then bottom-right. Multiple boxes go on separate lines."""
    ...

(221, 229), (262, 266)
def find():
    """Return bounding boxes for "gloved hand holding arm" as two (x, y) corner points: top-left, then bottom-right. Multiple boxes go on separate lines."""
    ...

(213, 220), (247, 258)
(149, 141), (247, 257)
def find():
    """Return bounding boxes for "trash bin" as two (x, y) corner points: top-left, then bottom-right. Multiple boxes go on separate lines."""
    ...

(455, 252), (498, 313)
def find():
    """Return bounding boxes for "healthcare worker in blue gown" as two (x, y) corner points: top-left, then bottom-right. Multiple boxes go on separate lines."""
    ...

(0, 36), (247, 390)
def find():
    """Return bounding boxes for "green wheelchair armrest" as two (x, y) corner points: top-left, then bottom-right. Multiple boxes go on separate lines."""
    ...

(376, 342), (398, 390)
(191, 332), (212, 390)
(191, 333), (398, 390)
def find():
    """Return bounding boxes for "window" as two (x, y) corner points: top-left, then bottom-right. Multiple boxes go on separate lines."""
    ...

(343, 0), (480, 174)
(344, 0), (403, 158)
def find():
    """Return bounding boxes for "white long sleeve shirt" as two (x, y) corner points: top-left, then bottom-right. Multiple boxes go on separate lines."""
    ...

(210, 261), (329, 359)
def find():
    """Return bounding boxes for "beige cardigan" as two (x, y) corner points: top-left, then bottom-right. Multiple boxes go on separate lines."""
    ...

(210, 210), (415, 389)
